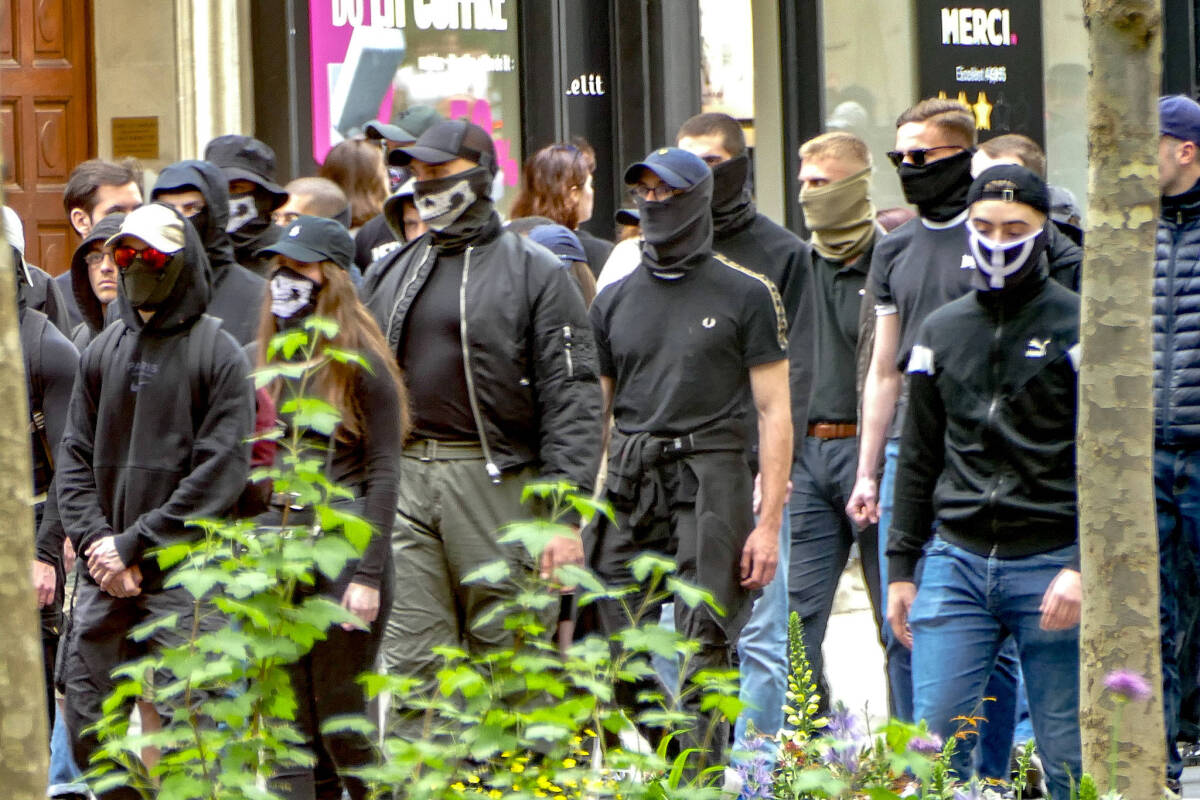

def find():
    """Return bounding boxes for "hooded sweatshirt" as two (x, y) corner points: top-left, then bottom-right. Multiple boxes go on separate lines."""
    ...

(69, 213), (125, 351)
(152, 161), (267, 346)
(57, 207), (255, 591)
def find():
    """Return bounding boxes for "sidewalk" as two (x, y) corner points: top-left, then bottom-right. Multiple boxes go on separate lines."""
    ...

(823, 561), (1200, 798)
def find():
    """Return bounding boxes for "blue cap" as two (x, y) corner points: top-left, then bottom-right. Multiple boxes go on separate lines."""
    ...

(1161, 95), (1200, 145)
(624, 147), (710, 189)
(528, 224), (587, 265)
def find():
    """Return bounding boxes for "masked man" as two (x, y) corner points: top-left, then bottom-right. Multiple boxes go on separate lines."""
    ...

(204, 135), (290, 278)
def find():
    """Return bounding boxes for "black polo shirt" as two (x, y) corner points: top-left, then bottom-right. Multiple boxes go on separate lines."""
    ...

(590, 255), (788, 438)
(808, 249), (871, 424)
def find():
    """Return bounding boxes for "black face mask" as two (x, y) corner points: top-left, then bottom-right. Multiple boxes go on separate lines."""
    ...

(413, 166), (497, 250)
(897, 149), (974, 222)
(187, 208), (213, 244)
(968, 225), (1048, 292)
(270, 266), (321, 327)
(120, 251), (186, 309)
(710, 154), (755, 234)
(637, 173), (714, 277)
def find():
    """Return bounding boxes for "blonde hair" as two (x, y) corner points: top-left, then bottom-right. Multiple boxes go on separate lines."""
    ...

(800, 131), (872, 168)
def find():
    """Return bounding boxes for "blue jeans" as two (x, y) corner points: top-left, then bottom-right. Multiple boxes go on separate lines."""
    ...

(734, 508), (792, 749)
(48, 709), (86, 796)
(877, 439), (913, 720)
(652, 511), (793, 751)
(1154, 447), (1200, 780)
(911, 538), (1081, 800)
(788, 436), (884, 711)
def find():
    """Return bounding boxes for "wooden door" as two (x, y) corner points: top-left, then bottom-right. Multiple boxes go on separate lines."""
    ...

(0, 0), (93, 276)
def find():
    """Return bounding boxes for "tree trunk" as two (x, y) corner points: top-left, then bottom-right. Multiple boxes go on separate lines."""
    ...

(1078, 1), (1166, 796)
(0, 170), (48, 790)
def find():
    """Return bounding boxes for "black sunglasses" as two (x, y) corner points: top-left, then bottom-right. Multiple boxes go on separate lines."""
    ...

(886, 145), (965, 168)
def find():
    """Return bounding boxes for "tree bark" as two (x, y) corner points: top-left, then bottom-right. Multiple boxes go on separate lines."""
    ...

(1078, 1), (1166, 796)
(0, 165), (48, 791)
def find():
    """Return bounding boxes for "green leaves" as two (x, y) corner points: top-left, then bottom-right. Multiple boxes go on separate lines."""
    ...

(278, 396), (341, 436)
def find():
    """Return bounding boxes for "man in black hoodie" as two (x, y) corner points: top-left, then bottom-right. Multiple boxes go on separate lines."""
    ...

(66, 213), (124, 350)
(674, 112), (814, 750)
(886, 166), (1082, 799)
(57, 203), (254, 798)
(151, 160), (267, 345)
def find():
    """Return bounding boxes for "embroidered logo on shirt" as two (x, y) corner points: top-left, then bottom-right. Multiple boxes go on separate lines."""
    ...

(1025, 338), (1050, 358)
(961, 254), (977, 270)
(701, 317), (716, 329)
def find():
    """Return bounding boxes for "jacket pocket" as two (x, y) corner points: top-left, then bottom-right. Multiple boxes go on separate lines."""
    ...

(555, 324), (597, 381)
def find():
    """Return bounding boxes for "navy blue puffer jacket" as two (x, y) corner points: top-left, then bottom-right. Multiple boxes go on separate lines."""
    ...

(1155, 188), (1200, 447)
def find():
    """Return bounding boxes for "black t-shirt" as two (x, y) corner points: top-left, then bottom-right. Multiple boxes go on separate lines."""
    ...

(400, 252), (477, 440)
(590, 256), (788, 438)
(866, 213), (976, 372)
(354, 213), (400, 273)
(808, 252), (869, 424)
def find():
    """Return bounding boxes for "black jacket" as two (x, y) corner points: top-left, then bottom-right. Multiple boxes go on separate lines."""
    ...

(713, 207), (816, 463)
(1154, 183), (1200, 448)
(152, 161), (267, 346)
(364, 215), (603, 491)
(57, 208), (255, 591)
(23, 264), (72, 336)
(887, 264), (1080, 583)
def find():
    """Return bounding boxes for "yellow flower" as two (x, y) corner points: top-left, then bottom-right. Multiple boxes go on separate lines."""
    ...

(562, 758), (576, 768)
(468, 774), (481, 784)
(511, 762), (525, 774)
(488, 791), (502, 799)
(451, 782), (466, 792)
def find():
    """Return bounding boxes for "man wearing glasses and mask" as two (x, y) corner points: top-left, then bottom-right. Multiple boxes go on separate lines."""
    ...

(584, 147), (792, 771)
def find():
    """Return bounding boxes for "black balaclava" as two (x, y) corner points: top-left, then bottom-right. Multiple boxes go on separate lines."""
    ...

(968, 226), (1048, 292)
(898, 149), (974, 222)
(228, 187), (280, 260)
(269, 266), (322, 329)
(412, 165), (498, 252)
(710, 153), (756, 235)
(637, 171), (714, 278)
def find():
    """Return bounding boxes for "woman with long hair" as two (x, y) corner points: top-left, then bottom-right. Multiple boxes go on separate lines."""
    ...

(510, 140), (612, 276)
(318, 139), (388, 231)
(254, 215), (408, 800)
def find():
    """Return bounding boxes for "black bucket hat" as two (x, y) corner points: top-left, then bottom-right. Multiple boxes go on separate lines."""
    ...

(204, 135), (289, 211)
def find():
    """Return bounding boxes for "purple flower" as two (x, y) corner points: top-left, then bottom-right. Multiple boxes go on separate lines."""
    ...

(1104, 670), (1152, 702)
(953, 783), (985, 800)
(908, 733), (944, 755)
(826, 706), (863, 742)
(822, 742), (860, 774)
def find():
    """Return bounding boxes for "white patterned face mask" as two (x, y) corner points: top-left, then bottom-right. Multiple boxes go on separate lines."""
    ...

(269, 266), (319, 319)
(412, 166), (491, 232)
(968, 226), (1045, 290)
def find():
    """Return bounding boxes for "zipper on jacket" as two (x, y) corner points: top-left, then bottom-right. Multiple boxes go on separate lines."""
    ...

(459, 246), (502, 484)
(386, 242), (434, 341)
(986, 309), (1005, 539)
(563, 325), (575, 378)
(1159, 227), (1181, 442)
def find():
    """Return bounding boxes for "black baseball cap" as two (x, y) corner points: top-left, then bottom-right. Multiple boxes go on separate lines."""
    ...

(204, 135), (289, 210)
(258, 215), (354, 271)
(623, 147), (711, 189)
(967, 164), (1050, 215)
(367, 104), (442, 145)
(390, 119), (497, 173)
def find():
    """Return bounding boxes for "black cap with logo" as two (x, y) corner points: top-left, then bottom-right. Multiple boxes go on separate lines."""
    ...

(258, 215), (354, 271)
(390, 119), (497, 174)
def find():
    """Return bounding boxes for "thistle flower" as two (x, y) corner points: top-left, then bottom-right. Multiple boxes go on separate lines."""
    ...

(1104, 670), (1151, 702)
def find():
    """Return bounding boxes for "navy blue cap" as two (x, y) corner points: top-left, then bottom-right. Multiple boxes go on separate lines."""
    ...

(967, 164), (1050, 215)
(624, 147), (710, 189)
(1162, 95), (1200, 145)
(258, 215), (354, 271)
(528, 224), (587, 265)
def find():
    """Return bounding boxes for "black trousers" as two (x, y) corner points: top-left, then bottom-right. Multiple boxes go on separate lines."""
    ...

(270, 565), (392, 800)
(64, 579), (214, 800)
(583, 449), (757, 767)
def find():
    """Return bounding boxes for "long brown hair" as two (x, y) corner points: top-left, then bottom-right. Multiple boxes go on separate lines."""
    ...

(256, 260), (410, 443)
(509, 142), (594, 229)
(318, 139), (387, 227)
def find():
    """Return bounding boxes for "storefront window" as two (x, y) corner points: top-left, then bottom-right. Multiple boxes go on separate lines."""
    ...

(700, 0), (755, 122)
(307, 0), (523, 211)
(820, 1), (917, 212)
(1042, 6), (1088, 220)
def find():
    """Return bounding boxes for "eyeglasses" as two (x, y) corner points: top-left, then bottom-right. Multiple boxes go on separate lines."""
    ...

(112, 245), (172, 270)
(628, 183), (683, 202)
(886, 145), (965, 168)
(84, 251), (107, 267)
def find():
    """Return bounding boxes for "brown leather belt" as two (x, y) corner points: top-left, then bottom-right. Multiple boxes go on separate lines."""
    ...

(807, 422), (857, 439)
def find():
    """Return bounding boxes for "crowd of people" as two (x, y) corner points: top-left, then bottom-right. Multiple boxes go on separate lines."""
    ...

(12, 93), (1200, 800)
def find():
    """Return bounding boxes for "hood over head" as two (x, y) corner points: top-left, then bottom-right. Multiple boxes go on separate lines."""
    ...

(70, 212), (126, 334)
(109, 202), (212, 335)
(152, 160), (237, 274)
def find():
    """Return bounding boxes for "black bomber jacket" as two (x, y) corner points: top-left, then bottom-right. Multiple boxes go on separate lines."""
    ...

(887, 263), (1081, 583)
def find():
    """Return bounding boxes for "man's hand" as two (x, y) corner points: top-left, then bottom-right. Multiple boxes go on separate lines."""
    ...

(846, 476), (880, 528)
(31, 560), (56, 608)
(1040, 568), (1081, 631)
(100, 565), (142, 598)
(340, 582), (380, 631)
(86, 535), (127, 583)
(887, 581), (917, 649)
(63, 538), (76, 573)
(541, 527), (584, 592)
(740, 521), (779, 590)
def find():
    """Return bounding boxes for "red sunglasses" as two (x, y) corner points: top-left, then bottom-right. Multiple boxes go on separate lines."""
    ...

(112, 245), (172, 270)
